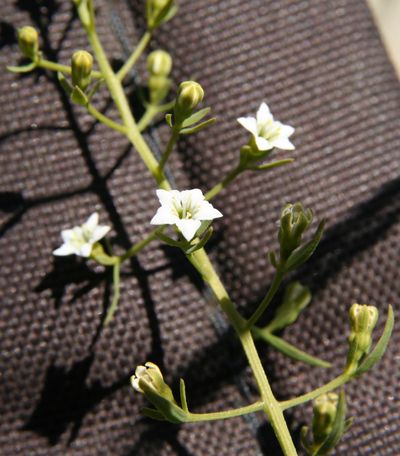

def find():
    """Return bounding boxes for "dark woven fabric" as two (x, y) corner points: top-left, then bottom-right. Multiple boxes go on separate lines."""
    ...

(0, 0), (399, 455)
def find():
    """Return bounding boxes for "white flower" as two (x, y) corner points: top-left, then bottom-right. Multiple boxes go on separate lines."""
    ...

(53, 212), (110, 257)
(131, 362), (163, 393)
(237, 102), (295, 151)
(150, 189), (223, 242)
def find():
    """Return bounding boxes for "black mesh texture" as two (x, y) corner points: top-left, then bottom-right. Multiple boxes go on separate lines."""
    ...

(0, 0), (399, 455)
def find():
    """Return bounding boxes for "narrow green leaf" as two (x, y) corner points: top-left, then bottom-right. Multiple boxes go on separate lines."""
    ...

(180, 118), (216, 135)
(248, 158), (294, 171)
(7, 61), (37, 73)
(180, 379), (189, 412)
(253, 329), (331, 368)
(355, 305), (394, 376)
(157, 232), (183, 248)
(268, 251), (278, 268)
(141, 407), (166, 421)
(181, 107), (210, 127)
(70, 85), (88, 106)
(314, 390), (346, 455)
(284, 220), (325, 272)
(57, 71), (72, 96)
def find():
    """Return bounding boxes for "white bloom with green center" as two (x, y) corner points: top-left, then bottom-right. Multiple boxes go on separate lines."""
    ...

(150, 189), (223, 241)
(53, 212), (110, 257)
(237, 102), (295, 151)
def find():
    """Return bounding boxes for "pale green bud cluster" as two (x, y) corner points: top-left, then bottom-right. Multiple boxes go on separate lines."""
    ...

(18, 26), (39, 60)
(278, 203), (313, 262)
(147, 50), (172, 105)
(71, 50), (93, 91)
(174, 81), (204, 124)
(312, 393), (339, 445)
(346, 303), (379, 373)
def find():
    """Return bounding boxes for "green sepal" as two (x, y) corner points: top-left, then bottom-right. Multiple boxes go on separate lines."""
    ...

(313, 390), (347, 456)
(141, 407), (166, 421)
(140, 381), (187, 424)
(157, 232), (184, 248)
(185, 227), (213, 255)
(90, 243), (118, 266)
(87, 78), (104, 100)
(165, 113), (173, 128)
(179, 379), (189, 412)
(181, 107), (211, 127)
(57, 71), (73, 96)
(70, 85), (88, 106)
(252, 328), (331, 368)
(180, 118), (216, 135)
(267, 282), (311, 333)
(7, 61), (37, 73)
(355, 305), (394, 376)
(283, 220), (325, 273)
(300, 426), (313, 454)
(268, 251), (278, 269)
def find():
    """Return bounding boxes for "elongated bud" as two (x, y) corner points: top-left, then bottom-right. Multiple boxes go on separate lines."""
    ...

(146, 0), (176, 30)
(147, 50), (172, 77)
(278, 203), (313, 262)
(18, 26), (39, 60)
(312, 393), (338, 445)
(71, 50), (93, 91)
(174, 81), (204, 124)
(346, 303), (379, 373)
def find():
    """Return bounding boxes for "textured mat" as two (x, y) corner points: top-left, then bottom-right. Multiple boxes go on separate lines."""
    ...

(0, 0), (399, 455)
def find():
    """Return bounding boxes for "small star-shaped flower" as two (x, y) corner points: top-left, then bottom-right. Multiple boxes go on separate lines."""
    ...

(150, 189), (223, 241)
(53, 212), (110, 258)
(237, 102), (295, 151)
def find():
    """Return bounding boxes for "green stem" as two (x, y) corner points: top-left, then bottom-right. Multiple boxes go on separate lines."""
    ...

(205, 165), (243, 200)
(37, 58), (102, 78)
(188, 248), (298, 456)
(87, 103), (126, 134)
(84, 22), (170, 189)
(158, 128), (179, 170)
(116, 31), (152, 82)
(187, 401), (264, 422)
(104, 260), (121, 325)
(137, 104), (159, 132)
(120, 226), (164, 262)
(246, 269), (285, 329)
(280, 373), (351, 410)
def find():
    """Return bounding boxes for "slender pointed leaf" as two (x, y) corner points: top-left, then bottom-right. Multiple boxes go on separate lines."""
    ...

(185, 227), (213, 254)
(180, 118), (216, 135)
(180, 379), (188, 412)
(355, 305), (394, 376)
(249, 158), (294, 171)
(57, 71), (72, 96)
(253, 329), (331, 368)
(7, 61), (37, 73)
(141, 407), (166, 421)
(181, 107), (210, 127)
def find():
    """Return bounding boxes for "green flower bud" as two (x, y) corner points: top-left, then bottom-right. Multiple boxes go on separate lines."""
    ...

(312, 393), (339, 445)
(278, 203), (313, 262)
(346, 303), (379, 373)
(174, 81), (204, 124)
(148, 75), (171, 104)
(146, 0), (176, 30)
(131, 362), (174, 403)
(71, 50), (93, 91)
(147, 50), (172, 77)
(18, 26), (39, 60)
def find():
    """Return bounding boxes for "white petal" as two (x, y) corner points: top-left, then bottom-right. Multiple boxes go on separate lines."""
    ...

(180, 189), (204, 208)
(53, 243), (76, 256)
(237, 117), (258, 135)
(255, 135), (273, 151)
(78, 243), (93, 257)
(84, 212), (99, 232)
(176, 219), (202, 241)
(150, 207), (178, 225)
(195, 202), (223, 220)
(61, 228), (75, 243)
(271, 136), (295, 150)
(156, 189), (180, 207)
(135, 365), (147, 377)
(256, 102), (272, 125)
(91, 225), (111, 242)
(280, 124), (295, 137)
(131, 376), (143, 392)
